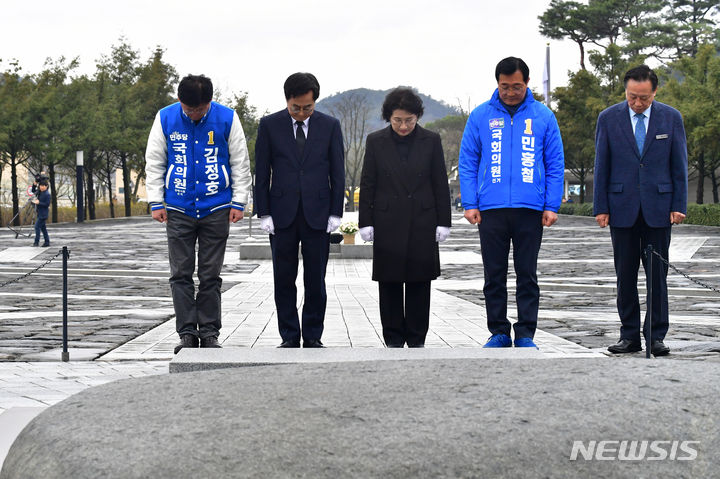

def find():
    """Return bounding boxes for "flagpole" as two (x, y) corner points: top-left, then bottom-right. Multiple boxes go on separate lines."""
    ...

(543, 43), (551, 107)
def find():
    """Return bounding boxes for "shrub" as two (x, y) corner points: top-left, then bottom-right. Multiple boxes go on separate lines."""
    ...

(558, 202), (594, 217)
(558, 202), (720, 226)
(0, 202), (150, 225)
(685, 203), (720, 226)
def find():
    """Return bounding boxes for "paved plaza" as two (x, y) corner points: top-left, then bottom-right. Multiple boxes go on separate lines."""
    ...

(1, 211), (719, 471)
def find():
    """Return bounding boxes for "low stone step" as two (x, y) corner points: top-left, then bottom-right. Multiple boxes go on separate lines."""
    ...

(169, 347), (547, 373)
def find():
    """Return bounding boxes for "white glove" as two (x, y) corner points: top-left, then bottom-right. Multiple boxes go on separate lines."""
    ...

(359, 226), (374, 242)
(260, 216), (275, 235)
(435, 226), (450, 242)
(327, 215), (342, 233)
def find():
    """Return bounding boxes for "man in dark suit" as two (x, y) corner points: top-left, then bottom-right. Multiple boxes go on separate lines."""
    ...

(255, 72), (344, 348)
(594, 65), (688, 356)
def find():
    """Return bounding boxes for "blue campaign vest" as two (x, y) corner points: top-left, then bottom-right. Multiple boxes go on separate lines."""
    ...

(159, 102), (234, 218)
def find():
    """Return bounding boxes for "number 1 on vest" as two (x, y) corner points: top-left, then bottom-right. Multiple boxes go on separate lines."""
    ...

(208, 131), (215, 145)
(524, 119), (533, 135)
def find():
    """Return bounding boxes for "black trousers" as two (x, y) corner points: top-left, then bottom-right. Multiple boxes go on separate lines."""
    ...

(610, 212), (671, 343)
(166, 209), (230, 339)
(270, 207), (330, 343)
(378, 281), (431, 347)
(478, 208), (543, 339)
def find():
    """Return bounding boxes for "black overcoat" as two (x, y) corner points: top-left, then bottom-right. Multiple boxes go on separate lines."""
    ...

(358, 125), (451, 282)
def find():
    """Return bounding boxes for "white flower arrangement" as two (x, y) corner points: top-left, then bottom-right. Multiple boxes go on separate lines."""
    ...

(338, 221), (359, 235)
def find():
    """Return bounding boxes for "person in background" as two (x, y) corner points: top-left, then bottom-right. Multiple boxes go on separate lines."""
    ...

(359, 87), (451, 348)
(32, 180), (51, 247)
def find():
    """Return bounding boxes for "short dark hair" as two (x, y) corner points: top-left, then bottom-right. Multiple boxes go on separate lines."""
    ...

(381, 87), (424, 122)
(623, 65), (658, 91)
(284, 72), (320, 101)
(495, 57), (530, 83)
(38, 180), (49, 187)
(178, 74), (213, 106)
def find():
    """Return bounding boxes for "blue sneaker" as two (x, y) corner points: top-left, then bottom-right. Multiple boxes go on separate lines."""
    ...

(514, 337), (538, 348)
(483, 334), (512, 348)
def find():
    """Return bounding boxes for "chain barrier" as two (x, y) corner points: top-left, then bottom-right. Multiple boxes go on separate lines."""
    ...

(0, 249), (64, 289)
(646, 248), (720, 295)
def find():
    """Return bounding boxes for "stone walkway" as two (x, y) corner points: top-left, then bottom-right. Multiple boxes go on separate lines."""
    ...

(102, 258), (601, 361)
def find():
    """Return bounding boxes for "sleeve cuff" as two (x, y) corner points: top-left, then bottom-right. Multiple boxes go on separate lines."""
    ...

(231, 202), (245, 211)
(149, 202), (165, 211)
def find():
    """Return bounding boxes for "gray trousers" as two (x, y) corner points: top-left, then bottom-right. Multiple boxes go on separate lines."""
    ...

(166, 209), (230, 338)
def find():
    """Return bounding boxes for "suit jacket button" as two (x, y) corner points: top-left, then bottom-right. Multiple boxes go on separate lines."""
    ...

(407, 194), (412, 199)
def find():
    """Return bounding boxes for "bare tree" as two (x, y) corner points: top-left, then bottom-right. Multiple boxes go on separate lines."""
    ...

(328, 92), (370, 212)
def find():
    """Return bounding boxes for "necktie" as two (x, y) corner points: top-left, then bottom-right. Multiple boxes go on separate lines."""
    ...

(634, 113), (646, 153)
(295, 120), (306, 155)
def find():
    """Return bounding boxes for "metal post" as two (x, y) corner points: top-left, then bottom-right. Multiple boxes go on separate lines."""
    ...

(62, 246), (69, 362)
(76, 151), (84, 223)
(645, 244), (653, 359)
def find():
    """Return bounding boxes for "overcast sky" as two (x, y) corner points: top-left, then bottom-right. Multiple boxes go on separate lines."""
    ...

(2, 0), (581, 115)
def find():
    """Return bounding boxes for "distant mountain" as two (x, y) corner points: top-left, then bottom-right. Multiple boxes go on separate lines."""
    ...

(317, 87), (459, 134)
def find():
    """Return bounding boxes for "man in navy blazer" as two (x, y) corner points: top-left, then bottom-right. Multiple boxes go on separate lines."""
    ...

(255, 72), (345, 348)
(593, 65), (688, 356)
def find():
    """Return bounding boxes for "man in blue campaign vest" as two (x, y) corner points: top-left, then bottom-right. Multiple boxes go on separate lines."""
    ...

(458, 57), (565, 349)
(145, 74), (252, 354)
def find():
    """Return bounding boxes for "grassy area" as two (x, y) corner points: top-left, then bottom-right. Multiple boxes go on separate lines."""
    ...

(559, 202), (720, 226)
(1, 202), (150, 226)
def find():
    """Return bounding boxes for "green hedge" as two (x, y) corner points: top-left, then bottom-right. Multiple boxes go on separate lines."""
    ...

(685, 203), (720, 226)
(1, 202), (149, 226)
(558, 202), (720, 226)
(558, 202), (595, 216)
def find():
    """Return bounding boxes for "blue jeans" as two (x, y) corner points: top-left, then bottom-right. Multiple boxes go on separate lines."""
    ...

(34, 218), (49, 245)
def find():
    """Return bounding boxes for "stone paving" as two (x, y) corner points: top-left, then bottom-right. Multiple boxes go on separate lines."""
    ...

(1, 211), (719, 461)
(102, 260), (598, 360)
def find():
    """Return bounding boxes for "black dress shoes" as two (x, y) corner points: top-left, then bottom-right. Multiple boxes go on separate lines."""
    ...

(200, 336), (221, 348)
(386, 343), (404, 348)
(607, 339), (642, 354)
(303, 339), (325, 348)
(174, 334), (199, 354)
(650, 340), (670, 356)
(278, 340), (300, 348)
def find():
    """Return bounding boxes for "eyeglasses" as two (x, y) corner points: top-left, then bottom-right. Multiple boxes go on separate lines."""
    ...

(182, 103), (210, 115)
(390, 116), (418, 127)
(498, 84), (526, 93)
(290, 104), (315, 113)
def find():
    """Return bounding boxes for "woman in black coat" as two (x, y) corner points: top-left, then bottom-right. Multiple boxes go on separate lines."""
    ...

(358, 88), (451, 348)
